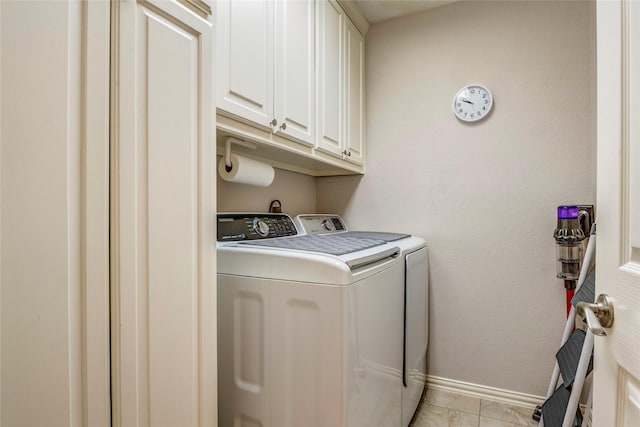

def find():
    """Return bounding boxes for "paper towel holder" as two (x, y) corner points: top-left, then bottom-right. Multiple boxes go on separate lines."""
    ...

(224, 136), (257, 170)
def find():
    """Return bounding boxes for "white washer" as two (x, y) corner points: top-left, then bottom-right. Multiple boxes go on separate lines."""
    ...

(217, 213), (406, 427)
(294, 214), (429, 427)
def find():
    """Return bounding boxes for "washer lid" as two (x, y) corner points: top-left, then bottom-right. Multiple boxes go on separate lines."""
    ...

(237, 234), (387, 256)
(339, 231), (410, 242)
(218, 242), (401, 284)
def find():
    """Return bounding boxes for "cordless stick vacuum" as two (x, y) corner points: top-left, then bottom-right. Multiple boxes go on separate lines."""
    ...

(553, 205), (593, 316)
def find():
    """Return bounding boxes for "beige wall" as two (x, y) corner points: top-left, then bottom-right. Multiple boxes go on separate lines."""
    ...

(216, 156), (317, 216)
(317, 0), (595, 396)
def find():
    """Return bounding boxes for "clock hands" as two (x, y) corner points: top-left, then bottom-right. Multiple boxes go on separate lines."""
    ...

(454, 85), (492, 121)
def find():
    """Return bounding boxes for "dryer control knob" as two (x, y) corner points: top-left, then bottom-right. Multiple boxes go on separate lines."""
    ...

(322, 219), (335, 231)
(253, 218), (270, 237)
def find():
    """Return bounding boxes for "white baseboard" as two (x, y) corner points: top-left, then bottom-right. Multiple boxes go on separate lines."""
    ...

(426, 375), (545, 409)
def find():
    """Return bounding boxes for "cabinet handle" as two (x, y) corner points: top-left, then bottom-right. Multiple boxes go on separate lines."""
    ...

(270, 118), (278, 127)
(279, 123), (287, 130)
(348, 151), (352, 157)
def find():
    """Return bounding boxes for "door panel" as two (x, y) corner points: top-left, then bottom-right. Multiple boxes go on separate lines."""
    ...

(595, 0), (640, 425)
(345, 19), (364, 165)
(316, 0), (344, 157)
(217, 0), (273, 127)
(112, 1), (216, 426)
(0, 1), (110, 425)
(274, 0), (315, 145)
(621, 373), (640, 427)
(146, 11), (200, 425)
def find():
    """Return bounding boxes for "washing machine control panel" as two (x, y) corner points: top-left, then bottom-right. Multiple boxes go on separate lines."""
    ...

(294, 214), (347, 235)
(217, 213), (298, 241)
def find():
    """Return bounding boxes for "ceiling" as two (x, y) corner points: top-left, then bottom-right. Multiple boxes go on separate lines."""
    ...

(353, 0), (456, 23)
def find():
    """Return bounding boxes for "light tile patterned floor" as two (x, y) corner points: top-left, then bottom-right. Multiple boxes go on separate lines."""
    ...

(409, 389), (539, 427)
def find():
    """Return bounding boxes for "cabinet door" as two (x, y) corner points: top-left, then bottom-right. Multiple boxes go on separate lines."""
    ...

(316, 0), (345, 157)
(1, 1), (111, 425)
(273, 0), (315, 145)
(112, 1), (216, 426)
(217, 0), (274, 128)
(345, 19), (364, 165)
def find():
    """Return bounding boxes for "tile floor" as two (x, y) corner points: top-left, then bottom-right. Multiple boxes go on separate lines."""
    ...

(409, 388), (539, 427)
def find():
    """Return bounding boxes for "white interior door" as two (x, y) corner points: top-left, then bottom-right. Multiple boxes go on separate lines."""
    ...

(594, 0), (640, 425)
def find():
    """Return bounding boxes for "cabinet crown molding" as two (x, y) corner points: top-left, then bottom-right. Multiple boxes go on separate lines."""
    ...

(337, 0), (369, 35)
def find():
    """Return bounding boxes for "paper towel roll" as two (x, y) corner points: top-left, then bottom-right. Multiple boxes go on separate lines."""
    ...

(218, 153), (275, 187)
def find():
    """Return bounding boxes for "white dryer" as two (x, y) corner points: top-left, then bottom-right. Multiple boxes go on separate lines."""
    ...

(217, 213), (406, 427)
(294, 214), (429, 427)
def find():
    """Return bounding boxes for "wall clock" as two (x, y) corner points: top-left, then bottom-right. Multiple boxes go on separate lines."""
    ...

(452, 84), (493, 122)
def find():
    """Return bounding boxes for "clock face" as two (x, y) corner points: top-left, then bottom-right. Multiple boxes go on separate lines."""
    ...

(452, 84), (493, 122)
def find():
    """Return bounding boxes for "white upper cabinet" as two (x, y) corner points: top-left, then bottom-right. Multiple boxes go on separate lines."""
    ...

(345, 17), (364, 165)
(316, 0), (344, 157)
(217, 0), (274, 128)
(274, 0), (315, 144)
(217, 0), (315, 146)
(216, 0), (366, 174)
(316, 0), (364, 166)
